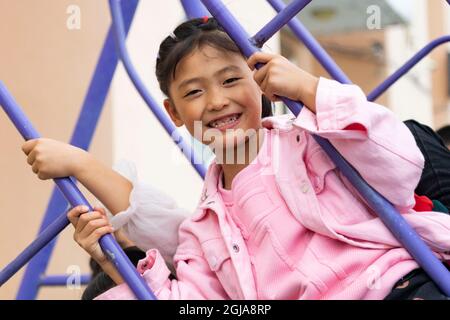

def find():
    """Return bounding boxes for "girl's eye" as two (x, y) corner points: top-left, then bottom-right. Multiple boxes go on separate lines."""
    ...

(184, 89), (201, 97)
(223, 77), (241, 85)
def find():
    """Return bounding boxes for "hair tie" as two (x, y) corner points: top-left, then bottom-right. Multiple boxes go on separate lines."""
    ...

(169, 32), (177, 41)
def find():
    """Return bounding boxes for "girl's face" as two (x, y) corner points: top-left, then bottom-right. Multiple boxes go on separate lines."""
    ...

(164, 45), (263, 151)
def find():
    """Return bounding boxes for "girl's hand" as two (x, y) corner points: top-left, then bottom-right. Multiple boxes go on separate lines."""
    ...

(247, 52), (319, 112)
(67, 205), (115, 265)
(21, 138), (88, 180)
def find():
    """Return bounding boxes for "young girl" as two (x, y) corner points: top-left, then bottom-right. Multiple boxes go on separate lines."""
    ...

(22, 17), (450, 300)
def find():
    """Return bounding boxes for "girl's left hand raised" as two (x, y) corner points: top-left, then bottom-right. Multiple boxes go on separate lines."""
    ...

(247, 52), (319, 112)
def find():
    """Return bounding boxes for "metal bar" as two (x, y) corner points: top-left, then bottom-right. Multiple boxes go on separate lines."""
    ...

(0, 0), (140, 299)
(267, 0), (351, 84)
(0, 82), (156, 300)
(201, 0), (450, 296)
(1, 211), (67, 288)
(109, 0), (207, 179)
(180, 0), (210, 19)
(39, 275), (92, 287)
(251, 0), (312, 48)
(368, 36), (450, 101)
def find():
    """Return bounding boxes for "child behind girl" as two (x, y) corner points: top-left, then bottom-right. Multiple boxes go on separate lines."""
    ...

(22, 18), (450, 300)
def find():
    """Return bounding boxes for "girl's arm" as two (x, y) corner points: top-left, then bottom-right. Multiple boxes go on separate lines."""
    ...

(96, 239), (232, 300)
(247, 52), (424, 212)
(98, 260), (125, 285)
(67, 205), (230, 300)
(75, 152), (133, 214)
(22, 139), (190, 271)
(295, 78), (425, 212)
(22, 139), (132, 215)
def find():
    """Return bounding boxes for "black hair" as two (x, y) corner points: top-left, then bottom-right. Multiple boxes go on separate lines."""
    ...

(155, 17), (273, 118)
(436, 125), (450, 145)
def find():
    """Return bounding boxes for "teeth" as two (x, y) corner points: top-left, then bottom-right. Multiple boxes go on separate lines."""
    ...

(209, 114), (239, 128)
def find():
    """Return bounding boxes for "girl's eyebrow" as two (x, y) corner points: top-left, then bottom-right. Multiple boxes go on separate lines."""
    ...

(177, 65), (242, 90)
(178, 77), (202, 91)
(214, 65), (241, 76)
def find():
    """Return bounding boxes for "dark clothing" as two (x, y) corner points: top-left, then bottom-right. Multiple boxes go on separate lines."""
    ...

(404, 120), (450, 211)
(82, 246), (146, 300)
(384, 120), (450, 300)
(385, 264), (450, 300)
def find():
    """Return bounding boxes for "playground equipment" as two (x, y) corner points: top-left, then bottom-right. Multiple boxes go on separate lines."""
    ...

(1, 0), (450, 300)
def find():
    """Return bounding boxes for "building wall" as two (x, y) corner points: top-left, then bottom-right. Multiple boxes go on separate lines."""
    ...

(0, 0), (112, 299)
(386, 0), (449, 129)
(282, 0), (449, 130)
(281, 29), (388, 109)
(447, 3), (450, 128)
(427, 0), (449, 129)
(385, 23), (434, 126)
(388, 0), (448, 129)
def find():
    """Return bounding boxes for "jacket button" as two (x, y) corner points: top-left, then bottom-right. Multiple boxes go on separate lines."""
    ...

(300, 182), (309, 193)
(296, 134), (300, 143)
(210, 256), (217, 269)
(232, 244), (240, 253)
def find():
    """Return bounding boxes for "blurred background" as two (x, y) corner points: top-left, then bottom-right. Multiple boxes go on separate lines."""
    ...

(0, 0), (449, 299)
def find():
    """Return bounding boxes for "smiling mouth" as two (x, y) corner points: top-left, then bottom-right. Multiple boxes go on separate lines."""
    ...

(207, 113), (242, 129)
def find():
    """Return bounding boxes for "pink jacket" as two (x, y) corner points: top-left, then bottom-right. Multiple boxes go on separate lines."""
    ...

(97, 78), (450, 300)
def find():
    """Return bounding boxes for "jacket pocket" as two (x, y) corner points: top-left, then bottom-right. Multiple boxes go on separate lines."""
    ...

(304, 142), (376, 227)
(200, 238), (241, 299)
(201, 238), (231, 271)
(305, 147), (337, 194)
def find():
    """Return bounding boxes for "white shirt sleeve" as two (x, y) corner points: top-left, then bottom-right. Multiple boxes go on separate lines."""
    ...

(99, 159), (192, 269)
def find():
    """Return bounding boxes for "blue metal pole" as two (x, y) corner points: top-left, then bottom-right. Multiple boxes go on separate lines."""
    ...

(268, 0), (449, 101)
(267, 0), (352, 84)
(109, 0), (207, 179)
(39, 275), (92, 287)
(1, 211), (68, 288)
(251, 0), (312, 48)
(180, 0), (210, 19)
(0, 82), (156, 300)
(0, 0), (155, 299)
(3, 0), (139, 297)
(201, 0), (450, 296)
(368, 36), (450, 101)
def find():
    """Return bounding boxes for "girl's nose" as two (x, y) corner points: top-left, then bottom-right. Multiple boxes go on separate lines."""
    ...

(206, 88), (229, 111)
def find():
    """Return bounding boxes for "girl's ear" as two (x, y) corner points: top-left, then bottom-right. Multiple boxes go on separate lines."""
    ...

(164, 99), (184, 127)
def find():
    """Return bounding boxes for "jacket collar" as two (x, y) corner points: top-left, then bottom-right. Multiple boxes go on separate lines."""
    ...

(192, 114), (296, 222)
